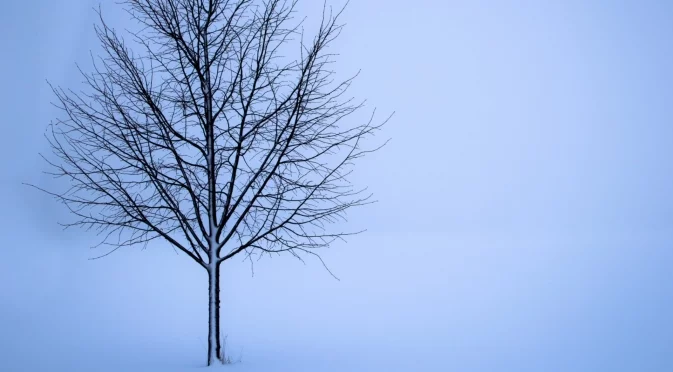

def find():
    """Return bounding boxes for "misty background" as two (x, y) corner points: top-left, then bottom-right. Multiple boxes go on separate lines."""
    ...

(2, 0), (673, 371)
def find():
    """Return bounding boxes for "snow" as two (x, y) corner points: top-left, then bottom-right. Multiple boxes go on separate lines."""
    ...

(0, 232), (452, 372)
(3, 232), (673, 371)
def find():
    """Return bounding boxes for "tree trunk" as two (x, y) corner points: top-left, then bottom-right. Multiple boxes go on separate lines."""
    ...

(207, 263), (222, 365)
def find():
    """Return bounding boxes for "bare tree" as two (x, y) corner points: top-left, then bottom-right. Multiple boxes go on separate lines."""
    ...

(35, 0), (387, 366)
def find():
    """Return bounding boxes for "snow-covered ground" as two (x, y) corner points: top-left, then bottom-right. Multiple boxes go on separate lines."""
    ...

(2, 232), (673, 371)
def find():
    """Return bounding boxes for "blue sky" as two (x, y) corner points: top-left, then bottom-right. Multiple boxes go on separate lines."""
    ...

(1, 1), (673, 371)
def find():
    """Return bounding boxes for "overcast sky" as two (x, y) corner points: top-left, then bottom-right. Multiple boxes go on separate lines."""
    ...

(2, 1), (673, 371)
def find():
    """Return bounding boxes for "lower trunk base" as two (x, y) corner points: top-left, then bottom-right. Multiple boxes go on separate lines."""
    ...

(207, 263), (222, 366)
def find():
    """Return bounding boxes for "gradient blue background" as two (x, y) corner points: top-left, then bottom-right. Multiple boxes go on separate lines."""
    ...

(2, 1), (673, 371)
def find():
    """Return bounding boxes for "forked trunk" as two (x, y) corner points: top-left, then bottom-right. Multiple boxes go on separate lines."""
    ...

(207, 263), (222, 365)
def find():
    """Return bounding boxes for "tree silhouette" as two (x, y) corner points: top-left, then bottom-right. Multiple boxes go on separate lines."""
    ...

(36, 0), (387, 365)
